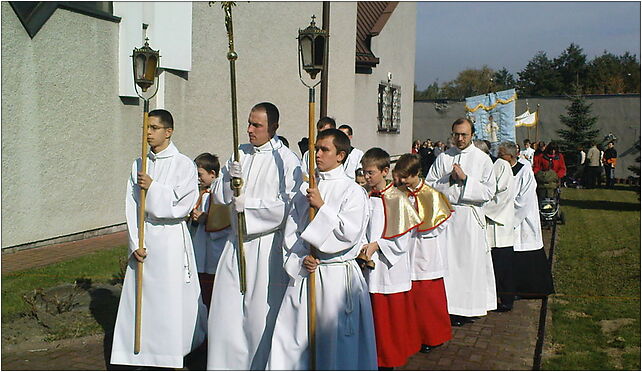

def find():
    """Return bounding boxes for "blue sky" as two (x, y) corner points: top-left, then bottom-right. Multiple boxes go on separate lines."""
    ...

(415, 2), (641, 89)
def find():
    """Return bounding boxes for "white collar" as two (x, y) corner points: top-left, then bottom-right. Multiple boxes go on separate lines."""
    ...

(253, 136), (281, 153)
(148, 142), (178, 160)
(317, 164), (347, 181)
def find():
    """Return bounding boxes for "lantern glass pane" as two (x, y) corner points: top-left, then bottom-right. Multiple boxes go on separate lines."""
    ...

(314, 36), (325, 66)
(145, 56), (157, 81)
(300, 36), (313, 67)
(135, 55), (146, 79)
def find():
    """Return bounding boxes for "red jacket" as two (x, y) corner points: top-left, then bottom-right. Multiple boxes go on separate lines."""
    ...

(533, 153), (566, 179)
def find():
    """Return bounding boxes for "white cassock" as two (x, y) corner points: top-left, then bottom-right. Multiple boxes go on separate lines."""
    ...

(512, 158), (543, 251)
(111, 142), (207, 369)
(484, 158), (515, 248)
(190, 190), (230, 274)
(425, 143), (497, 316)
(301, 147), (364, 180)
(207, 136), (302, 370)
(267, 165), (378, 370)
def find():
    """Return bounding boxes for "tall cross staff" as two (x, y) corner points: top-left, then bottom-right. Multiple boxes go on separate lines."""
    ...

(131, 36), (160, 354)
(298, 16), (328, 369)
(216, 1), (247, 294)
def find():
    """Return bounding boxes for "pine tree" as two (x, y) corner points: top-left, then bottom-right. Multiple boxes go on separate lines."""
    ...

(557, 85), (600, 156)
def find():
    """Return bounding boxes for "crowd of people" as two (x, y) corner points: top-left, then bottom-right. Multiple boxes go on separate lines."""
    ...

(110, 105), (559, 370)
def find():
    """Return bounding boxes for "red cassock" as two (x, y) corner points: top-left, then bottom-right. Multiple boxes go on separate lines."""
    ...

(371, 291), (421, 367)
(411, 278), (452, 346)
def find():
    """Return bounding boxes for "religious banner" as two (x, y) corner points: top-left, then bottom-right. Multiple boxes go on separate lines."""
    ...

(464, 88), (517, 147)
(515, 109), (538, 127)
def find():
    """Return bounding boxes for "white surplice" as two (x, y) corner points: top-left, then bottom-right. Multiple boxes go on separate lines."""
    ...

(190, 191), (230, 274)
(484, 158), (515, 248)
(425, 143), (497, 316)
(206, 136), (302, 370)
(512, 158), (543, 251)
(302, 146), (364, 180)
(406, 180), (453, 281)
(111, 142), (207, 368)
(267, 165), (378, 370)
(364, 191), (413, 294)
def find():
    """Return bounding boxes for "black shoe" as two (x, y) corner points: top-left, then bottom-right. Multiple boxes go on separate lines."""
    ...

(420, 343), (443, 353)
(450, 315), (465, 327)
(492, 303), (512, 313)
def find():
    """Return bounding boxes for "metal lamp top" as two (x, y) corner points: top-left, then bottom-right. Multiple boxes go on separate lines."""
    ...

(298, 15), (328, 80)
(132, 38), (160, 93)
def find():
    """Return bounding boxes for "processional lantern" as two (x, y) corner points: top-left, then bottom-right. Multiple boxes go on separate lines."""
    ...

(297, 15), (329, 371)
(298, 15), (327, 80)
(132, 38), (160, 93)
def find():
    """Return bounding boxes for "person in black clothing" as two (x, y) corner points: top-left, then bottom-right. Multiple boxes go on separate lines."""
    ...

(603, 141), (617, 188)
(418, 140), (435, 177)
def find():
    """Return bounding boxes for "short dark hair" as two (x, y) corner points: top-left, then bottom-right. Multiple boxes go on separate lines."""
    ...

(524, 139), (531, 145)
(149, 109), (174, 129)
(252, 102), (279, 136)
(451, 117), (475, 134)
(361, 147), (390, 171)
(316, 116), (336, 131)
(393, 153), (421, 178)
(317, 128), (350, 164)
(338, 124), (353, 136)
(194, 153), (220, 176)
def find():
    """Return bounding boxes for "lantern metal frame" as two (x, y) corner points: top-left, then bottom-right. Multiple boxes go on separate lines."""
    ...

(132, 37), (161, 98)
(297, 15), (328, 88)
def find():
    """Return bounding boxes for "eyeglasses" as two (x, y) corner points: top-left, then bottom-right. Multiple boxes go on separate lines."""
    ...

(451, 132), (471, 138)
(149, 125), (169, 131)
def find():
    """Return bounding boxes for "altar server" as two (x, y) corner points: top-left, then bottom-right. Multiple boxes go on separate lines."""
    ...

(207, 102), (303, 370)
(359, 148), (422, 368)
(481, 142), (516, 312)
(425, 118), (497, 324)
(111, 109), (207, 369)
(498, 141), (554, 298)
(267, 129), (377, 370)
(394, 153), (454, 352)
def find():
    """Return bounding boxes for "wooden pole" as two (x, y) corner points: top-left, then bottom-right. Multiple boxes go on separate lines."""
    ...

(320, 2), (330, 117)
(307, 86), (317, 370)
(535, 103), (539, 142)
(134, 98), (150, 354)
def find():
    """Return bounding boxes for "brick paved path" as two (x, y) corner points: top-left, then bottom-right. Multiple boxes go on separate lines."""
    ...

(1, 231), (128, 274)
(1, 229), (554, 370)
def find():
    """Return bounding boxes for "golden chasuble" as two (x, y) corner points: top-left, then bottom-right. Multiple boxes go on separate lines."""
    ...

(372, 184), (422, 239)
(409, 181), (453, 232)
(205, 198), (231, 232)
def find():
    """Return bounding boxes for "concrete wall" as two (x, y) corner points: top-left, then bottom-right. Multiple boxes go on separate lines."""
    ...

(1, 3), (139, 248)
(1, 2), (416, 249)
(413, 95), (641, 179)
(354, 2), (416, 157)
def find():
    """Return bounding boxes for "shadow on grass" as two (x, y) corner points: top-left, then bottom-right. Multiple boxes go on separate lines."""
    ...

(87, 287), (128, 370)
(560, 199), (641, 211)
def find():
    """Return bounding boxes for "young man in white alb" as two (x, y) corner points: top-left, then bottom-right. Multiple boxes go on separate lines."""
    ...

(267, 129), (377, 370)
(111, 109), (207, 369)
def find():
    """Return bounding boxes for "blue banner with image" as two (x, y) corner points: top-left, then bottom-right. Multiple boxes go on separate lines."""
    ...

(465, 89), (517, 148)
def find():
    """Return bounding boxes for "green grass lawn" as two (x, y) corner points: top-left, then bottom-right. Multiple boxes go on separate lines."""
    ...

(544, 187), (641, 370)
(1, 245), (127, 321)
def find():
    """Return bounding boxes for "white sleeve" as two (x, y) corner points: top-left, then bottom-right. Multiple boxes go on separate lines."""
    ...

(375, 232), (411, 267)
(300, 186), (369, 255)
(145, 159), (199, 219)
(125, 160), (140, 255)
(461, 158), (496, 204)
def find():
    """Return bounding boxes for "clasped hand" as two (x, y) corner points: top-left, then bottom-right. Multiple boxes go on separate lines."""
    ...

(450, 163), (467, 182)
